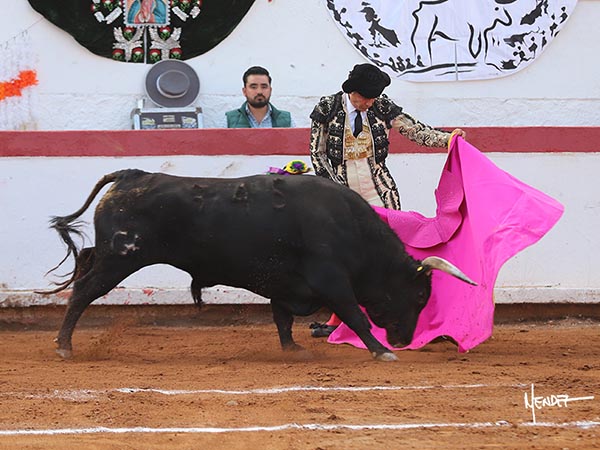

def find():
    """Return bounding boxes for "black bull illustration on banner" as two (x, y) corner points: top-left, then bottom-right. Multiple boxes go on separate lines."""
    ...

(410, 0), (520, 66)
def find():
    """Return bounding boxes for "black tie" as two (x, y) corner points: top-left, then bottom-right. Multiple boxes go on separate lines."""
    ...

(353, 111), (363, 138)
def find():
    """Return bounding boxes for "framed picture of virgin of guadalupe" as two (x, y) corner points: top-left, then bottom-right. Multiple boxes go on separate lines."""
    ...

(124, 0), (169, 26)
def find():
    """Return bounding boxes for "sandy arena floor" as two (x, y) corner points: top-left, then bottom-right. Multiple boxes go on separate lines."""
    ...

(0, 315), (598, 449)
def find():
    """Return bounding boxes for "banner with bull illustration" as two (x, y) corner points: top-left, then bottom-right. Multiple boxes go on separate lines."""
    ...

(324, 0), (578, 81)
(27, 0), (256, 63)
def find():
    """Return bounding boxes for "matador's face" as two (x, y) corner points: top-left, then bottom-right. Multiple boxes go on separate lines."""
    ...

(348, 92), (375, 112)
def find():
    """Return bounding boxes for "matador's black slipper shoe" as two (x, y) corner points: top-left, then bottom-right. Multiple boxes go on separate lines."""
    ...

(309, 322), (338, 338)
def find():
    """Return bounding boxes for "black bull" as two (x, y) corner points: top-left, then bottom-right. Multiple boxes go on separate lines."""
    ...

(44, 169), (475, 361)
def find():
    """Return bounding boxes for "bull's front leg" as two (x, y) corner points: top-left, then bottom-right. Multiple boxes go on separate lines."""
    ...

(271, 302), (303, 351)
(332, 304), (398, 362)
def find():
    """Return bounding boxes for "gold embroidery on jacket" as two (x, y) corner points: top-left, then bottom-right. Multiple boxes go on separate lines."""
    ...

(343, 118), (373, 160)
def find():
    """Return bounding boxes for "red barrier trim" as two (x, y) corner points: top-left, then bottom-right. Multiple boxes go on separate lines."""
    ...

(1, 127), (599, 157)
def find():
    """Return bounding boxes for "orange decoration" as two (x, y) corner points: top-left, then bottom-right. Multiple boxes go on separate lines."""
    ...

(0, 70), (38, 102)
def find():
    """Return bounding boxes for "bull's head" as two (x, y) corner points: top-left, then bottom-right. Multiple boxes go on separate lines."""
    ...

(365, 256), (476, 348)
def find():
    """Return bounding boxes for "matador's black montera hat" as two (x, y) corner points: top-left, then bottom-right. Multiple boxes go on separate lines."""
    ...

(342, 63), (391, 99)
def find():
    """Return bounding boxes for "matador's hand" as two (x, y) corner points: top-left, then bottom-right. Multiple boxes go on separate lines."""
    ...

(452, 128), (466, 139)
(447, 128), (467, 150)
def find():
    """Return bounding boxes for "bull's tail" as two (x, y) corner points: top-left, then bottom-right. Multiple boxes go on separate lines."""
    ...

(38, 170), (141, 295)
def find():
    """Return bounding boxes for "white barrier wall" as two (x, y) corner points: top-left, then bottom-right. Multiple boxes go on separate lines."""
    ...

(1, 0), (599, 130)
(1, 0), (600, 307)
(1, 151), (599, 306)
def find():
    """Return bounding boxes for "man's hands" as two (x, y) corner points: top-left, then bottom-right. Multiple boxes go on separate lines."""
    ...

(448, 128), (467, 150)
(452, 128), (467, 139)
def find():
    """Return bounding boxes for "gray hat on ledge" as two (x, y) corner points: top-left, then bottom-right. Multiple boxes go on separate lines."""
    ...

(145, 60), (200, 108)
(342, 63), (391, 99)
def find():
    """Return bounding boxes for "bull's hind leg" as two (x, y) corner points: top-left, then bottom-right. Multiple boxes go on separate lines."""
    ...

(55, 259), (140, 359)
(271, 302), (303, 351)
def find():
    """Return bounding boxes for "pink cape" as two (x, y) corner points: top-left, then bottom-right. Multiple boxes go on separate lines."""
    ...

(328, 137), (564, 352)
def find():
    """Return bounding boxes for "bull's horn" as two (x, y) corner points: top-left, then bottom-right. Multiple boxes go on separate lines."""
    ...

(421, 256), (477, 286)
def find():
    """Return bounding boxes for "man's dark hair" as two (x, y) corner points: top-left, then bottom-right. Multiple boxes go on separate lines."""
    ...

(243, 66), (272, 85)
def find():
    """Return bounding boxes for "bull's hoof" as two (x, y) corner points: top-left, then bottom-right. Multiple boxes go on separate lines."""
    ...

(373, 351), (398, 362)
(283, 346), (313, 361)
(282, 343), (305, 352)
(56, 348), (73, 359)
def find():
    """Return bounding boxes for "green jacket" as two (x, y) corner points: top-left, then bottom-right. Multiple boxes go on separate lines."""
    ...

(226, 102), (292, 128)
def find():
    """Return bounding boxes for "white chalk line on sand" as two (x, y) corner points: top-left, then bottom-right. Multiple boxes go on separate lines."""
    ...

(0, 421), (599, 436)
(115, 383), (528, 396)
(3, 382), (528, 400)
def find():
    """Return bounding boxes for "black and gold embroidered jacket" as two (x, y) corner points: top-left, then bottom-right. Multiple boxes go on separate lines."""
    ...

(309, 92), (451, 210)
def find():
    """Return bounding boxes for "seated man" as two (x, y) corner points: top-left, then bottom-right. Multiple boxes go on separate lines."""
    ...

(225, 66), (294, 128)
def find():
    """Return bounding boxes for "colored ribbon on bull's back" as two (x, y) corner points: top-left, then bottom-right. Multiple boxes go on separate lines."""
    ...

(328, 137), (564, 353)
